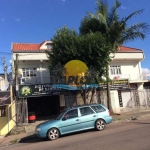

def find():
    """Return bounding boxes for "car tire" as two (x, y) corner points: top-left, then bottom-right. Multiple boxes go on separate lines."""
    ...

(95, 119), (105, 131)
(47, 128), (60, 140)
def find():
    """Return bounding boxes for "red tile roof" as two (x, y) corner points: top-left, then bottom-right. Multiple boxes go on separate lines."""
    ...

(12, 43), (40, 51)
(12, 41), (142, 53)
(119, 46), (142, 52)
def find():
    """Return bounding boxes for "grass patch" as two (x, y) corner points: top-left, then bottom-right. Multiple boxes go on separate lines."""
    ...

(10, 138), (19, 144)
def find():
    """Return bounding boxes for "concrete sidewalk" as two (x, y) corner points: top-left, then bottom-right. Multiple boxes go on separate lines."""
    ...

(1, 109), (150, 147)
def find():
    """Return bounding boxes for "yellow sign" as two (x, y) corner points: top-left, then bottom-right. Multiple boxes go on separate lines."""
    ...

(63, 60), (88, 85)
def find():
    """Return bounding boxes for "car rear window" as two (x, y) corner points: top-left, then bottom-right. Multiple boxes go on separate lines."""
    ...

(91, 105), (106, 113)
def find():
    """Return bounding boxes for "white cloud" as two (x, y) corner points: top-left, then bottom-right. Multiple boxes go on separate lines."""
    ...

(121, 5), (130, 10)
(142, 68), (150, 79)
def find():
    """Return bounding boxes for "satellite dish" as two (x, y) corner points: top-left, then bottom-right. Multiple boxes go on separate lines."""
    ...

(0, 83), (9, 91)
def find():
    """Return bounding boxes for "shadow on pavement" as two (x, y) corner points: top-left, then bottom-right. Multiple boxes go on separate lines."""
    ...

(19, 129), (97, 143)
(19, 135), (45, 143)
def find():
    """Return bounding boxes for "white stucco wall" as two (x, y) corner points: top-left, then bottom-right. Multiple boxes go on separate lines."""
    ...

(112, 52), (144, 60)
(15, 60), (50, 84)
(109, 60), (142, 82)
(12, 53), (48, 61)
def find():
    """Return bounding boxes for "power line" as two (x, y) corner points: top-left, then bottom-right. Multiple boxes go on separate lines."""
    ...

(0, 52), (11, 55)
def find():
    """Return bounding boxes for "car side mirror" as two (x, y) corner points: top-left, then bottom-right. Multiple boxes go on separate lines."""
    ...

(62, 117), (67, 121)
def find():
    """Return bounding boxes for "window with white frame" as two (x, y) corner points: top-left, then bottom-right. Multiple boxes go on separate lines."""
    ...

(22, 68), (37, 77)
(110, 66), (121, 75)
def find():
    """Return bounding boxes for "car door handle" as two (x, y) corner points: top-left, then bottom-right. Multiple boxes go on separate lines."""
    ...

(76, 119), (80, 121)
(93, 115), (97, 117)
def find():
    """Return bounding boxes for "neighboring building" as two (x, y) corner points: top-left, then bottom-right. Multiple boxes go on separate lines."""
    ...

(0, 74), (16, 136)
(12, 41), (65, 124)
(100, 46), (150, 113)
(0, 74), (5, 90)
(11, 41), (150, 122)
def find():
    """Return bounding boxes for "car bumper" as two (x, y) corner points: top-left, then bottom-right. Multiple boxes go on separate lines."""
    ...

(105, 116), (113, 124)
(35, 130), (47, 138)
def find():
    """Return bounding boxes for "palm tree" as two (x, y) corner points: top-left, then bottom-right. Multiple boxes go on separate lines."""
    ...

(80, 0), (149, 111)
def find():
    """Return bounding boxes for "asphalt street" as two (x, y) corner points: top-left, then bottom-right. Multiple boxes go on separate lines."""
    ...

(1, 118), (150, 150)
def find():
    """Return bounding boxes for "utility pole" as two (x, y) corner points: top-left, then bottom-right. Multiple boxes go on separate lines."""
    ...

(3, 56), (8, 84)
(15, 54), (19, 92)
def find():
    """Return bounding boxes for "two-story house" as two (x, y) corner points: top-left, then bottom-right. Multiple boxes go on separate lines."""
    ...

(99, 46), (149, 113)
(11, 41), (149, 123)
(12, 41), (66, 124)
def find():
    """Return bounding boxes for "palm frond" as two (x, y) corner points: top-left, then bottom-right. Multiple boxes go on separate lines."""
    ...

(107, 0), (121, 26)
(97, 12), (107, 25)
(51, 63), (68, 77)
(118, 23), (149, 44)
(96, 0), (108, 19)
(122, 9), (144, 24)
(87, 12), (95, 19)
(119, 31), (145, 44)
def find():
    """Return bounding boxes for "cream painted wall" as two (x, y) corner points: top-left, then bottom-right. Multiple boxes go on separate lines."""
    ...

(112, 52), (144, 60)
(12, 53), (48, 61)
(16, 60), (50, 84)
(0, 103), (16, 136)
(109, 60), (142, 81)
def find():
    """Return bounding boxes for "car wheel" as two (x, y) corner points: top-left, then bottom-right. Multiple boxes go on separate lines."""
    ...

(95, 119), (105, 131)
(47, 128), (60, 140)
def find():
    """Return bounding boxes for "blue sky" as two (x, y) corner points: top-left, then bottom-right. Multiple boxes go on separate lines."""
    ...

(0, 0), (150, 74)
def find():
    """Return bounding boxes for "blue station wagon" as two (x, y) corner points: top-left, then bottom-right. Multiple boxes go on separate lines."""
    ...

(35, 104), (112, 140)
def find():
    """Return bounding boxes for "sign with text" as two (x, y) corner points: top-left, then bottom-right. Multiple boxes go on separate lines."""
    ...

(99, 79), (129, 90)
(18, 84), (64, 97)
(18, 83), (99, 97)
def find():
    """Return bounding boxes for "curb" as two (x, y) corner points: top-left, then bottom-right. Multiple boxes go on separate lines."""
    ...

(112, 113), (150, 123)
(0, 134), (35, 148)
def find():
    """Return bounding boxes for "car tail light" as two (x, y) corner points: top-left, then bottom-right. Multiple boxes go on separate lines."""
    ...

(108, 111), (111, 116)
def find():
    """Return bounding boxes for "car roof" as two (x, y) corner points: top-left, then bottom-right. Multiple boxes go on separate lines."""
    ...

(66, 103), (105, 110)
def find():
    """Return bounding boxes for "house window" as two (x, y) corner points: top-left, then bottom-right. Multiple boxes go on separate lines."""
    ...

(0, 106), (7, 117)
(22, 68), (37, 77)
(110, 66), (121, 75)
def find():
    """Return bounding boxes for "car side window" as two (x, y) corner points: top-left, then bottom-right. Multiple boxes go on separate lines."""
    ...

(91, 105), (106, 113)
(64, 109), (78, 119)
(79, 107), (95, 116)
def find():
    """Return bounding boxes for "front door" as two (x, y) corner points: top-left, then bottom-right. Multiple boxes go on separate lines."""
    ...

(60, 109), (82, 134)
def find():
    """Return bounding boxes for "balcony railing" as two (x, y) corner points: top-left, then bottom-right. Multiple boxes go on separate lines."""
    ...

(19, 76), (64, 85)
(109, 73), (149, 81)
(19, 73), (149, 85)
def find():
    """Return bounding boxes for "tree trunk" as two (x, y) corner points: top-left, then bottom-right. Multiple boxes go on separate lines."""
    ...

(106, 66), (113, 113)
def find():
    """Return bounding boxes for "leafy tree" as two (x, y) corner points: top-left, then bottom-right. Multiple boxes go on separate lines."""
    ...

(79, 0), (149, 110)
(80, 0), (149, 45)
(46, 26), (112, 83)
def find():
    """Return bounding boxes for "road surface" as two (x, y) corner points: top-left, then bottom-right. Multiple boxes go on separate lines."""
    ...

(2, 118), (150, 150)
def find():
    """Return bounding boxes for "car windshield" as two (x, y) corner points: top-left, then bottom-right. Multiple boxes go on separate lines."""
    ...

(55, 110), (66, 120)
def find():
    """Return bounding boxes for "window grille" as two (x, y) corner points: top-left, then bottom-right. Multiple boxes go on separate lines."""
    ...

(110, 66), (121, 75)
(22, 68), (37, 77)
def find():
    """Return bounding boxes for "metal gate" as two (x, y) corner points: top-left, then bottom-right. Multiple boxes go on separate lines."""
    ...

(131, 89), (150, 109)
(16, 98), (28, 125)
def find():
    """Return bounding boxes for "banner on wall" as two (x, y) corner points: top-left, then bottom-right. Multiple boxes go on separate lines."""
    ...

(18, 83), (98, 97)
(99, 79), (129, 90)
(0, 91), (11, 106)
